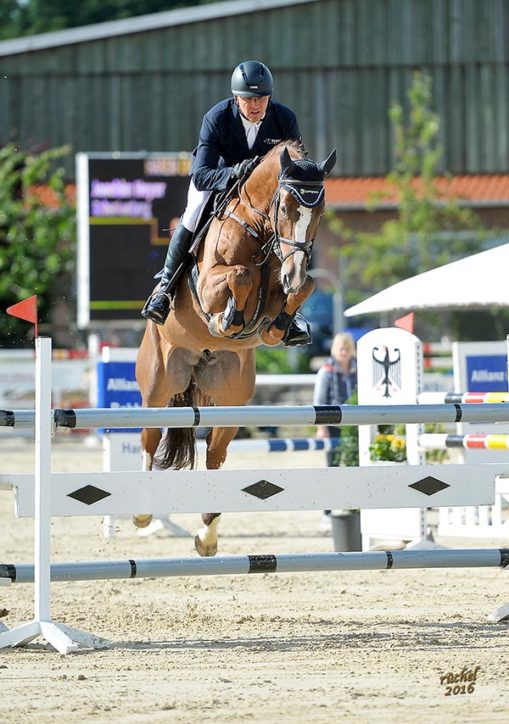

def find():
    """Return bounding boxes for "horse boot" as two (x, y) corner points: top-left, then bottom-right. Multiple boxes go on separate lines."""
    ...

(141, 223), (194, 325)
(283, 312), (312, 346)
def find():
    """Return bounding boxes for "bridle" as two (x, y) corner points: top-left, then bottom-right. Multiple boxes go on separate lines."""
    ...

(271, 176), (324, 263)
(232, 171), (325, 267)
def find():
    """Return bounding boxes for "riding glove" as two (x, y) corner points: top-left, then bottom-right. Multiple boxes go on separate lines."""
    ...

(231, 157), (259, 180)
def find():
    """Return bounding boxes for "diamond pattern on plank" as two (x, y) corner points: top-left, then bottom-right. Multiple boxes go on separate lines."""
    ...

(242, 480), (284, 500)
(67, 485), (112, 505)
(409, 476), (450, 496)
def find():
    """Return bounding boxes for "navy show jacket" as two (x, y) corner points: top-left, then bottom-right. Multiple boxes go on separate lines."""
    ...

(190, 97), (301, 192)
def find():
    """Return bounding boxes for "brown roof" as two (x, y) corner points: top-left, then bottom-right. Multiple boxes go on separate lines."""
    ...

(30, 175), (509, 210)
(325, 174), (509, 209)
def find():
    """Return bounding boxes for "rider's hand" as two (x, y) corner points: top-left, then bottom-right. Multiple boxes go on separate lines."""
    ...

(231, 157), (258, 180)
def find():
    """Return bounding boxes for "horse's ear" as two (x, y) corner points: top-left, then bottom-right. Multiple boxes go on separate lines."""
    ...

(280, 146), (295, 176)
(319, 149), (337, 176)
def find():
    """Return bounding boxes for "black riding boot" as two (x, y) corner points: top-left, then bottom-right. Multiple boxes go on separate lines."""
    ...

(141, 223), (194, 325)
(283, 312), (311, 346)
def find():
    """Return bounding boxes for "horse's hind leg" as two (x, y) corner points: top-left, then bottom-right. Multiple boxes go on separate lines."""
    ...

(132, 427), (162, 528)
(194, 425), (239, 556)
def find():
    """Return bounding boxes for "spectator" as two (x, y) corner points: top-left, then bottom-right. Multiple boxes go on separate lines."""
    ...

(313, 332), (357, 528)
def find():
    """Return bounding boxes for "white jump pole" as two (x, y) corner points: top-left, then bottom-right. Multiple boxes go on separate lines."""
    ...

(4, 403), (509, 430)
(1, 548), (508, 583)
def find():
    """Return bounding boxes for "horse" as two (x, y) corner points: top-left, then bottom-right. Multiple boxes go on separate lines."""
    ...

(135, 141), (336, 556)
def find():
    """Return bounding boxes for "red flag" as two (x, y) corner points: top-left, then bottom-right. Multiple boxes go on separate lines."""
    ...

(394, 311), (414, 334)
(6, 295), (38, 337)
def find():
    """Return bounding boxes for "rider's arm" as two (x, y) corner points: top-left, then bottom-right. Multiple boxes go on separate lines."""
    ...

(285, 111), (301, 143)
(192, 113), (235, 192)
(270, 101), (302, 144)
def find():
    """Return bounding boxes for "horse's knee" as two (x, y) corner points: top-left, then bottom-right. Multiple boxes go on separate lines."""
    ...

(226, 266), (252, 308)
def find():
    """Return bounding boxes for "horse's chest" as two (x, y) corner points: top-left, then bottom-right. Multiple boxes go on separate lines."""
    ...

(217, 235), (252, 265)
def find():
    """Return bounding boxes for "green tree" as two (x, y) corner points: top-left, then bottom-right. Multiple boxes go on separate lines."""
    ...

(0, 144), (76, 346)
(329, 72), (509, 340)
(329, 72), (497, 338)
(0, 1), (214, 39)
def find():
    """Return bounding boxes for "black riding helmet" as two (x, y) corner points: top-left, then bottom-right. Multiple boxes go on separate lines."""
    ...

(231, 60), (274, 97)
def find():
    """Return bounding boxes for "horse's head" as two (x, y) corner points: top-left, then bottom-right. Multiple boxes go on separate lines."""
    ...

(273, 146), (336, 294)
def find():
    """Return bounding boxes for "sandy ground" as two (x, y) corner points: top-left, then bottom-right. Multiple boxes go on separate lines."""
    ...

(0, 432), (508, 723)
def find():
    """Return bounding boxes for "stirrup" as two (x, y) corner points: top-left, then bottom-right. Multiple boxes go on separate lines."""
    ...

(141, 290), (173, 325)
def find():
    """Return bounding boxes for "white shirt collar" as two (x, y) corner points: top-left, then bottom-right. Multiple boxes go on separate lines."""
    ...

(239, 114), (263, 149)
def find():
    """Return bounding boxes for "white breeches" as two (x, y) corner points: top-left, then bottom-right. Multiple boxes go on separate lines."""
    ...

(181, 180), (213, 232)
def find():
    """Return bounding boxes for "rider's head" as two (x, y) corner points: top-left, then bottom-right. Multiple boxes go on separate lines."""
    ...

(231, 60), (272, 123)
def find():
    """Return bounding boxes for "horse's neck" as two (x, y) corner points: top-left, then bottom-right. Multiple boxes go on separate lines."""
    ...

(243, 160), (279, 213)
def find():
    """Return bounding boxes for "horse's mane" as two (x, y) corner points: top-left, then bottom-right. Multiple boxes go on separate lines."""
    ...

(263, 139), (307, 162)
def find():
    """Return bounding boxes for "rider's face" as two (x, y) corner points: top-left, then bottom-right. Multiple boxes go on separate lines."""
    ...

(235, 94), (270, 123)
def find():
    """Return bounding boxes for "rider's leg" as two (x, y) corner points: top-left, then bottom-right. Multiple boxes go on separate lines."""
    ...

(142, 183), (211, 325)
(141, 222), (194, 324)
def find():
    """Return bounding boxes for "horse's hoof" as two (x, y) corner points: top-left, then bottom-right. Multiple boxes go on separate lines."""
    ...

(207, 314), (223, 338)
(132, 513), (153, 528)
(261, 328), (284, 346)
(194, 534), (218, 557)
(221, 297), (245, 332)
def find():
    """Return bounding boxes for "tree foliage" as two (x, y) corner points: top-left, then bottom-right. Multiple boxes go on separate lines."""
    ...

(0, 0), (212, 39)
(331, 72), (483, 300)
(328, 72), (500, 339)
(0, 144), (75, 346)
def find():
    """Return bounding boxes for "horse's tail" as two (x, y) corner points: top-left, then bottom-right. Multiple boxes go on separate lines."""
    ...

(154, 379), (210, 470)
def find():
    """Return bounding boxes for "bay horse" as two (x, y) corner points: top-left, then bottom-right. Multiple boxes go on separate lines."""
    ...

(135, 141), (336, 556)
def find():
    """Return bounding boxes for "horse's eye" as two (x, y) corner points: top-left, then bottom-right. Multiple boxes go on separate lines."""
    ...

(280, 205), (287, 215)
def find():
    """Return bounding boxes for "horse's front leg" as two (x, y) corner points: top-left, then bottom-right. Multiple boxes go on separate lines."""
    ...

(261, 275), (315, 345)
(198, 264), (253, 338)
(194, 426), (239, 557)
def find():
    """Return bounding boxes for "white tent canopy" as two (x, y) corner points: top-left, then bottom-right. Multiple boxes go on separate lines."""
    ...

(344, 243), (509, 317)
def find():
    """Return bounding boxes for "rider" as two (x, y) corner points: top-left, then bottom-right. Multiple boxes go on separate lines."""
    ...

(141, 60), (311, 345)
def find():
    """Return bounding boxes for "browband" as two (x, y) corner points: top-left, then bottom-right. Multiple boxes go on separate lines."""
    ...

(280, 181), (325, 208)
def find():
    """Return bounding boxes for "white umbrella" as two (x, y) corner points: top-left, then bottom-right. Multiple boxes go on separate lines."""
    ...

(344, 243), (509, 317)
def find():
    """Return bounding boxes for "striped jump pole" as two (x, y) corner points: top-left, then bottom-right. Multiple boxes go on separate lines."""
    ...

(198, 437), (341, 454)
(1, 548), (508, 584)
(418, 392), (509, 404)
(3, 402), (509, 430)
(420, 433), (509, 451)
